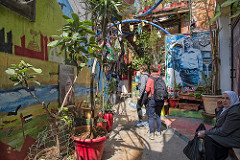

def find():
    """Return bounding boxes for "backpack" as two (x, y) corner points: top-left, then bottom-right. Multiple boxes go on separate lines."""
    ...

(150, 75), (168, 101)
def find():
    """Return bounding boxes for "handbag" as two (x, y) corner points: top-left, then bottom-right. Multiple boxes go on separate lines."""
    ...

(183, 123), (206, 160)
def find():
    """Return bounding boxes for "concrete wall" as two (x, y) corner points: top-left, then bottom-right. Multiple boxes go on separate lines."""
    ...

(219, 15), (231, 92)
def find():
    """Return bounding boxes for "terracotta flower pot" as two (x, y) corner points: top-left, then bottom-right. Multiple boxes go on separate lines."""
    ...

(202, 95), (222, 115)
(169, 98), (179, 108)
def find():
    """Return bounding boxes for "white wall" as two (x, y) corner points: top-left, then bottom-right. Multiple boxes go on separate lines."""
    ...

(219, 15), (231, 92)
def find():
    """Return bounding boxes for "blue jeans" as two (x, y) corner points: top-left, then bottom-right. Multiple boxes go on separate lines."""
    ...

(148, 98), (164, 133)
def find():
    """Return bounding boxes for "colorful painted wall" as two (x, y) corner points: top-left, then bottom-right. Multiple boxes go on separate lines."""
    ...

(0, 0), (92, 159)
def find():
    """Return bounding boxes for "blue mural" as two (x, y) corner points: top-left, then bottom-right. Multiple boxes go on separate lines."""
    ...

(165, 32), (212, 92)
(0, 85), (93, 113)
(57, 0), (74, 18)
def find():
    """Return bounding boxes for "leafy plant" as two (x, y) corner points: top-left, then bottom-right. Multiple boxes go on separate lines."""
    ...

(210, 0), (240, 24)
(98, 116), (107, 123)
(194, 91), (203, 99)
(86, 0), (128, 40)
(104, 101), (114, 113)
(48, 12), (102, 137)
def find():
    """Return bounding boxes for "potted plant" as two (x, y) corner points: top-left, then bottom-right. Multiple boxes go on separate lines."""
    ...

(196, 73), (222, 115)
(168, 94), (179, 108)
(103, 101), (114, 132)
(47, 12), (109, 159)
(48, 0), (128, 155)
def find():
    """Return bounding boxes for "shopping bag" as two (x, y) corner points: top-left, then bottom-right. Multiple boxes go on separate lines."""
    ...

(183, 123), (206, 160)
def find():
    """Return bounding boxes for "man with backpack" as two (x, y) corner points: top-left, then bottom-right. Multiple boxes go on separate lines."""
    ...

(145, 65), (168, 140)
(136, 64), (149, 127)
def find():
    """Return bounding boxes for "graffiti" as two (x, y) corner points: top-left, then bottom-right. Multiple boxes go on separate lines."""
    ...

(0, 28), (13, 54)
(14, 34), (48, 60)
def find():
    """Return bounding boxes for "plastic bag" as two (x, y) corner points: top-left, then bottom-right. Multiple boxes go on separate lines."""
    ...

(183, 123), (206, 160)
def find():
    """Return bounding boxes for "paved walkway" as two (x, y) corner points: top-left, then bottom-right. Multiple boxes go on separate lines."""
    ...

(102, 98), (189, 160)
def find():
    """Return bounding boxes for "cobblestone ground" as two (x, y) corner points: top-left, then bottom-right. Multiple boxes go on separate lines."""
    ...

(102, 98), (188, 160)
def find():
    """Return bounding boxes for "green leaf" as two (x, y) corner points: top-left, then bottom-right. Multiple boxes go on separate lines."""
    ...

(66, 19), (74, 24)
(9, 77), (19, 82)
(32, 80), (41, 85)
(72, 33), (79, 40)
(31, 67), (42, 73)
(48, 40), (62, 47)
(210, 12), (221, 24)
(90, 44), (102, 49)
(221, 0), (238, 7)
(63, 15), (71, 20)
(86, 29), (96, 35)
(80, 63), (87, 68)
(5, 69), (16, 75)
(18, 68), (30, 73)
(14, 82), (21, 86)
(210, 4), (221, 24)
(71, 13), (79, 22)
(230, 8), (240, 18)
(26, 63), (33, 67)
(10, 64), (18, 68)
(88, 46), (94, 54)
(82, 21), (95, 26)
(20, 60), (27, 66)
(89, 37), (95, 43)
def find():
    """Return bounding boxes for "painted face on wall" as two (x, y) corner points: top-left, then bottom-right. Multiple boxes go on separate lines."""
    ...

(222, 93), (231, 108)
(183, 38), (193, 51)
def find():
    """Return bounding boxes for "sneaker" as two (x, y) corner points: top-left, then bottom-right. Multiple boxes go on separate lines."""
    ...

(155, 131), (161, 138)
(143, 122), (149, 126)
(135, 121), (143, 127)
(149, 133), (155, 140)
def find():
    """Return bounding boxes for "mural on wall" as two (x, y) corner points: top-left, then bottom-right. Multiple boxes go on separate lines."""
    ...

(57, 0), (74, 18)
(0, 0), (99, 158)
(165, 31), (212, 93)
(15, 34), (48, 61)
(0, 28), (13, 54)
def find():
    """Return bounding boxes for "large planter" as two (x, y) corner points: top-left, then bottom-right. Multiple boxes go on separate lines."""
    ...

(202, 95), (222, 115)
(72, 126), (106, 160)
(103, 113), (114, 132)
(169, 98), (179, 108)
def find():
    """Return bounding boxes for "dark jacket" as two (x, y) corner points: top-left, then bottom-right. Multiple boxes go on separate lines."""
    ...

(205, 103), (240, 148)
(138, 73), (149, 98)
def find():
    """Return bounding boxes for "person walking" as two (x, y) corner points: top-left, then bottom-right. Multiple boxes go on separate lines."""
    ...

(145, 65), (168, 140)
(136, 64), (149, 127)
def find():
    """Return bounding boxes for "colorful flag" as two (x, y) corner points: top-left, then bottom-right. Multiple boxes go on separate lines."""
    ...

(105, 42), (114, 60)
